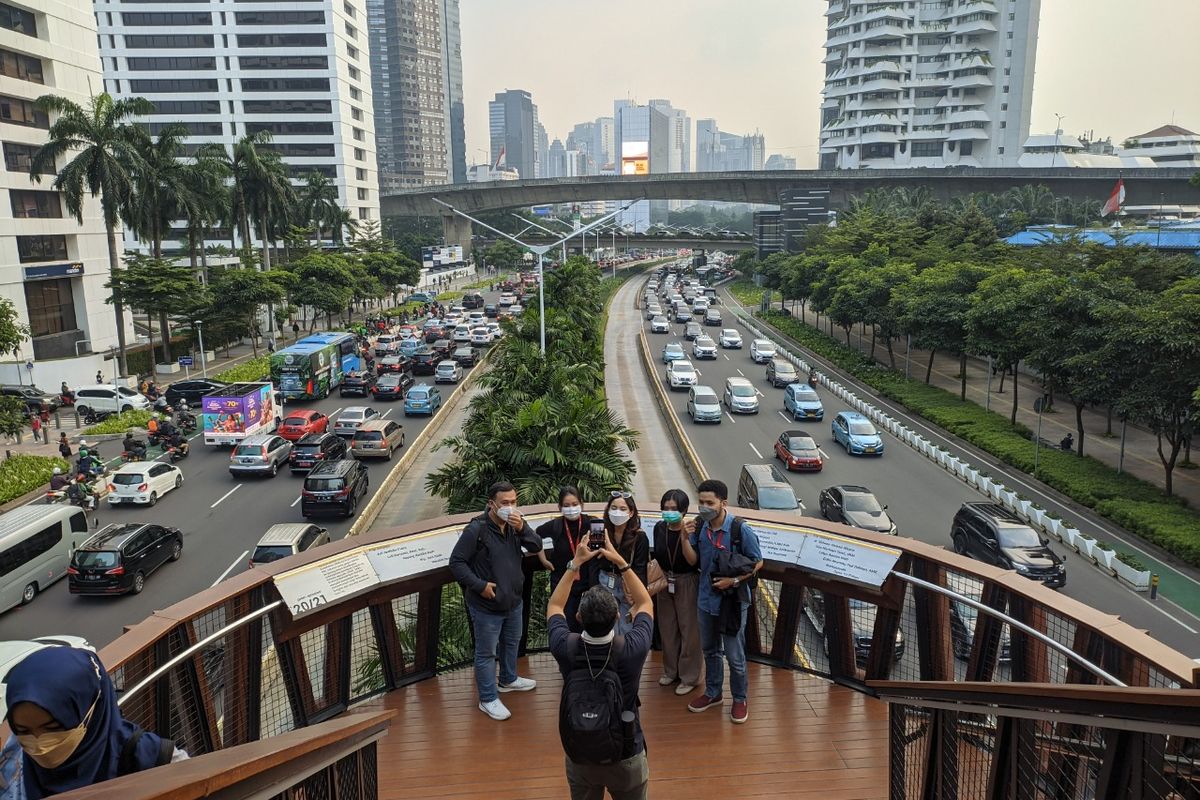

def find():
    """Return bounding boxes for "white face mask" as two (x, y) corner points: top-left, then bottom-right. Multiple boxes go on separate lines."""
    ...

(561, 505), (582, 520)
(495, 505), (514, 522)
(608, 509), (631, 527)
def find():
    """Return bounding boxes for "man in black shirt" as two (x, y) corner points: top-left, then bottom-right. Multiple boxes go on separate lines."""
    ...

(548, 536), (654, 799)
(448, 481), (543, 721)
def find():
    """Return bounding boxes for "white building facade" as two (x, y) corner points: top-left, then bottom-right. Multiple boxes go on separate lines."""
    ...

(1, 0), (128, 386)
(819, 0), (1040, 169)
(95, 0), (380, 254)
(1120, 125), (1200, 169)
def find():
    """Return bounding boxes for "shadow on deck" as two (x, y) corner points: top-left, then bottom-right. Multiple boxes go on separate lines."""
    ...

(357, 652), (889, 799)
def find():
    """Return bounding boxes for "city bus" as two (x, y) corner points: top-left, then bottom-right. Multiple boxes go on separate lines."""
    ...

(0, 506), (91, 614)
(269, 332), (362, 401)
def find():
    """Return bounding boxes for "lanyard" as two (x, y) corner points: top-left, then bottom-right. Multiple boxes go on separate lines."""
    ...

(667, 526), (683, 568)
(706, 523), (726, 551)
(562, 517), (582, 554)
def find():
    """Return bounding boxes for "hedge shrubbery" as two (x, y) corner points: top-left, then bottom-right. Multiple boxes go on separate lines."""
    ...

(0, 454), (70, 504)
(753, 308), (1200, 567)
(82, 410), (157, 436)
(215, 356), (270, 383)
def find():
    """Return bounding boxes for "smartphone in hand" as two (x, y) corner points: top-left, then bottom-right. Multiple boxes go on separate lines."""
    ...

(588, 520), (605, 551)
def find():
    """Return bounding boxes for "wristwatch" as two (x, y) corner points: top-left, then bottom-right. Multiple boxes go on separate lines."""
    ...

(566, 560), (577, 572)
(732, 578), (740, 587)
(618, 564), (632, 573)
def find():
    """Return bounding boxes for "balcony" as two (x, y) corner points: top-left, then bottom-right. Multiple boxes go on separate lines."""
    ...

(60, 507), (1200, 800)
(951, 71), (994, 88)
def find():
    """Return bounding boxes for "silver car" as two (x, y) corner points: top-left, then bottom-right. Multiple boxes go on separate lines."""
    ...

(720, 328), (743, 348)
(435, 360), (463, 383)
(333, 406), (380, 437)
(692, 336), (718, 359)
(229, 434), (293, 477)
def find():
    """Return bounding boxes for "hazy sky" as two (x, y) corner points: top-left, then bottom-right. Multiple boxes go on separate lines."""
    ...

(460, 0), (1200, 168)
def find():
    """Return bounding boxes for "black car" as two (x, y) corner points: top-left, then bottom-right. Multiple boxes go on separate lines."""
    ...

(0, 384), (61, 413)
(339, 372), (376, 397)
(766, 359), (800, 388)
(484, 304), (499, 318)
(462, 292), (485, 309)
(430, 339), (453, 359)
(411, 350), (439, 375)
(301, 459), (369, 518)
(69, 523), (182, 596)
(951, 502), (1066, 588)
(163, 378), (228, 408)
(683, 322), (702, 341)
(288, 432), (348, 474)
(452, 345), (480, 366)
(376, 355), (411, 375)
(371, 372), (412, 400)
(947, 574), (1012, 663)
(819, 485), (896, 534)
(801, 588), (905, 664)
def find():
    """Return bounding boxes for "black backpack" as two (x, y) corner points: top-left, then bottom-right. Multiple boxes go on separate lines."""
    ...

(729, 517), (759, 598)
(559, 634), (627, 765)
(118, 727), (175, 775)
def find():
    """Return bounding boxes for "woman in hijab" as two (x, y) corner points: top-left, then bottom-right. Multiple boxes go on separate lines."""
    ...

(5, 647), (184, 798)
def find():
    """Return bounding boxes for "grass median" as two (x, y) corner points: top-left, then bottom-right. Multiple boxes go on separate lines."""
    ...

(0, 454), (71, 504)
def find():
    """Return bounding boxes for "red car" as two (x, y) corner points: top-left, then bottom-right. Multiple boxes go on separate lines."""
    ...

(774, 430), (824, 472)
(277, 409), (329, 442)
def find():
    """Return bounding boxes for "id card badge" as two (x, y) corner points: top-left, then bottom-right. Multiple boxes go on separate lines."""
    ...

(667, 573), (677, 594)
(600, 571), (616, 590)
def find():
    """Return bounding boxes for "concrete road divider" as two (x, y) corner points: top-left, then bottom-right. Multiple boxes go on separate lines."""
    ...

(636, 328), (706, 488)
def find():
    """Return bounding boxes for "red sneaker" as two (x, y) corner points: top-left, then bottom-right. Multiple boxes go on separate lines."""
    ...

(731, 700), (749, 724)
(688, 694), (724, 713)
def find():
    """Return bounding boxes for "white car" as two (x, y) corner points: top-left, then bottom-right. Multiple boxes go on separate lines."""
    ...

(723, 377), (760, 414)
(452, 325), (471, 342)
(508, 304), (524, 315)
(720, 329), (743, 349)
(666, 360), (698, 390)
(650, 316), (670, 334)
(645, 305), (662, 320)
(435, 360), (463, 383)
(498, 293), (516, 306)
(470, 326), (493, 345)
(107, 461), (184, 506)
(486, 321), (503, 339)
(334, 406), (380, 436)
(74, 385), (151, 416)
(467, 312), (486, 326)
(692, 336), (718, 360)
(750, 338), (777, 363)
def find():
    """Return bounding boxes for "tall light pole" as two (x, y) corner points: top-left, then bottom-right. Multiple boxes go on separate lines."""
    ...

(194, 320), (207, 378)
(514, 213), (568, 263)
(1052, 113), (1065, 168)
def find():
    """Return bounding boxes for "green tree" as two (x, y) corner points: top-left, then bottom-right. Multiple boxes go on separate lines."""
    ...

(0, 397), (27, 440)
(894, 261), (991, 391)
(965, 267), (1042, 426)
(288, 254), (356, 329)
(300, 170), (340, 246)
(0, 298), (30, 359)
(209, 266), (287, 357)
(107, 253), (201, 366)
(31, 92), (154, 376)
(181, 146), (231, 273)
(483, 241), (525, 272)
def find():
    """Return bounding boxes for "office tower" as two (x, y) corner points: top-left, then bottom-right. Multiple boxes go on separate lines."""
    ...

(488, 89), (536, 179)
(614, 100), (670, 232)
(595, 116), (615, 171)
(96, 0), (379, 249)
(765, 154), (797, 170)
(548, 138), (567, 178)
(441, 0), (466, 184)
(696, 119), (766, 171)
(819, 0), (1040, 168)
(2, 0), (128, 381)
(535, 119), (548, 179)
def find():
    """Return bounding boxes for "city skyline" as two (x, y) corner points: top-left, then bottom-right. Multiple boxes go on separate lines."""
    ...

(460, 0), (1200, 170)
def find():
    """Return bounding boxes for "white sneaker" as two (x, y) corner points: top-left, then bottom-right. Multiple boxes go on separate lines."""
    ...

(498, 676), (536, 692)
(478, 699), (511, 720)
(659, 676), (676, 686)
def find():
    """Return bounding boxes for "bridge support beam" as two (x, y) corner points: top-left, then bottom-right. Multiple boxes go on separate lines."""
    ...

(441, 213), (473, 253)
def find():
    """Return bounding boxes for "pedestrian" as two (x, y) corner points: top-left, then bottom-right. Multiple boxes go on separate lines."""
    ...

(448, 481), (543, 721)
(94, 371), (102, 384)
(586, 492), (649, 636)
(58, 433), (71, 460)
(29, 414), (42, 444)
(547, 536), (653, 800)
(536, 486), (596, 634)
(653, 489), (703, 695)
(681, 478), (763, 724)
(4, 646), (187, 799)
(292, 321), (300, 340)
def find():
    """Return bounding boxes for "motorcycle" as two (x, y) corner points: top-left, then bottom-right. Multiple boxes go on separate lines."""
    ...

(121, 447), (147, 463)
(46, 489), (68, 504)
(80, 408), (115, 426)
(176, 413), (198, 433)
(59, 393), (75, 407)
(167, 444), (188, 463)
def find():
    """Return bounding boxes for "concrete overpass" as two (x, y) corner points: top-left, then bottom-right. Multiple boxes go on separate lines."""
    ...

(382, 167), (1200, 250)
(514, 234), (754, 253)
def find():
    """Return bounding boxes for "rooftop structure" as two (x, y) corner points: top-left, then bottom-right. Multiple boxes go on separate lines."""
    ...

(1121, 124), (1200, 168)
(1018, 133), (1155, 169)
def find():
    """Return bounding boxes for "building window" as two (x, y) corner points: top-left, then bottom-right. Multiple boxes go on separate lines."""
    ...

(245, 121), (334, 136)
(242, 98), (332, 114)
(1002, 85), (1009, 93)
(352, 127), (364, 141)
(128, 78), (220, 93)
(350, 107), (362, 121)
(1001, 103), (1008, 111)
(911, 141), (943, 158)
(234, 10), (324, 25)
(239, 55), (328, 70)
(0, 48), (43, 83)
(9, 189), (62, 219)
(347, 45), (358, 60)
(349, 86), (361, 100)
(997, 147), (1004, 155)
(355, 167), (366, 180)
(4, 141), (53, 174)
(1, 2), (37, 36)
(124, 34), (214, 48)
(347, 66), (360, 81)
(258, 142), (335, 157)
(0, 94), (48, 128)
(345, 22), (357, 38)
(24, 279), (78, 338)
(354, 147), (365, 161)
(16, 235), (68, 264)
(121, 11), (212, 25)
(236, 33), (325, 47)
(343, 1), (355, 17)
(358, 207), (369, 220)
(148, 99), (221, 115)
(126, 55), (216, 71)
(241, 77), (330, 93)
(959, 141), (974, 156)
(999, 121), (1006, 129)
(145, 120), (223, 136)
(356, 187), (368, 200)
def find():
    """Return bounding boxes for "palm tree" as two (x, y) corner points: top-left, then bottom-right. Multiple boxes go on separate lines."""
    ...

(213, 132), (294, 267)
(181, 145), (231, 276)
(31, 92), (153, 376)
(300, 171), (340, 246)
(331, 207), (360, 247)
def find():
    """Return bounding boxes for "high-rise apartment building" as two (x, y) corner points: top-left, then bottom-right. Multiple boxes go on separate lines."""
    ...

(818, 0), (1040, 169)
(595, 116), (615, 172)
(488, 89), (536, 179)
(650, 99), (691, 173)
(697, 119), (766, 171)
(614, 100), (670, 232)
(765, 154), (797, 170)
(2, 0), (128, 384)
(441, 0), (465, 184)
(96, 0), (379, 248)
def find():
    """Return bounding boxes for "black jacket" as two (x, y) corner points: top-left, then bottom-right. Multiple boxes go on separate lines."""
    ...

(536, 514), (595, 590)
(652, 521), (699, 575)
(449, 512), (542, 613)
(589, 528), (650, 588)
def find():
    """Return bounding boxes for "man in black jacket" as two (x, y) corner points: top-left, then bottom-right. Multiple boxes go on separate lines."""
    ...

(449, 481), (543, 721)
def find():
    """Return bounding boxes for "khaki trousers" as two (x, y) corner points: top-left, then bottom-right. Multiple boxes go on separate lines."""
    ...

(656, 571), (702, 686)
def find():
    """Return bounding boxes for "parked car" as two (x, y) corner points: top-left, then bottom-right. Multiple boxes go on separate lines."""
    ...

(819, 485), (895, 534)
(403, 384), (443, 416)
(951, 502), (1066, 588)
(749, 339), (776, 364)
(288, 431), (348, 474)
(0, 385), (61, 414)
(74, 385), (150, 416)
(333, 406), (380, 437)
(301, 459), (369, 519)
(831, 411), (884, 456)
(723, 377), (759, 414)
(408, 291), (434, 304)
(766, 359), (799, 388)
(784, 383), (824, 421)
(68, 523), (183, 596)
(719, 329), (742, 349)
(350, 419), (405, 460)
(229, 433), (293, 478)
(163, 379), (227, 408)
(435, 360), (464, 383)
(278, 409), (329, 442)
(650, 316), (670, 334)
(661, 342), (685, 363)
(666, 360), (698, 390)
(774, 430), (823, 472)
(249, 523), (329, 568)
(371, 372), (412, 400)
(692, 336), (717, 359)
(106, 462), (183, 507)
(339, 372), (376, 397)
(453, 345), (481, 366)
(801, 588), (905, 664)
(686, 386), (722, 424)
(411, 350), (439, 375)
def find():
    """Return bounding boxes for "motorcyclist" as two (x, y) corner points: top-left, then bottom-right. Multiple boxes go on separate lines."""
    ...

(60, 381), (74, 402)
(122, 432), (147, 460)
(153, 394), (170, 412)
(1060, 433), (1074, 451)
(177, 402), (196, 429)
(158, 414), (178, 438)
(166, 429), (189, 458)
(75, 448), (103, 479)
(49, 467), (71, 493)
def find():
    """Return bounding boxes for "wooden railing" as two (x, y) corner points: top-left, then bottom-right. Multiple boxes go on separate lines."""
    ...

(65, 505), (1200, 798)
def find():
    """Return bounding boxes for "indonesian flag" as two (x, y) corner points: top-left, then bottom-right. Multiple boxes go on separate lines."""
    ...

(492, 147), (506, 170)
(1100, 178), (1125, 217)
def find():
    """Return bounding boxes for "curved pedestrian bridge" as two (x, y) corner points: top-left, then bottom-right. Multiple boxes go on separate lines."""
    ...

(52, 507), (1200, 799)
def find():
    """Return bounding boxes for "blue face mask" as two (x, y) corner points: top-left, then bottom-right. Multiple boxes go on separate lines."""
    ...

(661, 510), (683, 524)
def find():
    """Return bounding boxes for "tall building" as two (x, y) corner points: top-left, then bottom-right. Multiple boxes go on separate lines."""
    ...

(595, 116), (615, 172)
(614, 100), (670, 232)
(488, 89), (536, 179)
(96, 0), (379, 247)
(547, 138), (567, 178)
(441, 0), (466, 184)
(534, 119), (548, 179)
(650, 99), (691, 173)
(2, 0), (128, 384)
(1120, 124), (1200, 168)
(766, 154), (797, 170)
(818, 0), (1040, 169)
(697, 119), (766, 171)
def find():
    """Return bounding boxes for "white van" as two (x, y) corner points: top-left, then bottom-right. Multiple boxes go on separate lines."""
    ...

(74, 384), (150, 415)
(0, 505), (92, 613)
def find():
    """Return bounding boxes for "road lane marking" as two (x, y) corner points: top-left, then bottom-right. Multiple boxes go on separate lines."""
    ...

(748, 441), (763, 459)
(736, 368), (745, 377)
(778, 411), (792, 422)
(211, 484), (241, 508)
(212, 551), (249, 587)
(380, 408), (393, 418)
(724, 411), (737, 424)
(330, 407), (343, 419)
(291, 494), (302, 507)
(723, 354), (730, 361)
(756, 389), (764, 397)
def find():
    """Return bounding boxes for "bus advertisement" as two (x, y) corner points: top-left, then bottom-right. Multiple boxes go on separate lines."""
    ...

(270, 332), (362, 400)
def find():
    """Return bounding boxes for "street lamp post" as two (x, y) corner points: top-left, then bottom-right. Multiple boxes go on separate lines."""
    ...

(194, 320), (207, 378)
(1052, 113), (1065, 168)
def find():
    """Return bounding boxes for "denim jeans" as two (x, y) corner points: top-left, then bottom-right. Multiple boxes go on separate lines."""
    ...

(698, 603), (748, 702)
(472, 601), (523, 703)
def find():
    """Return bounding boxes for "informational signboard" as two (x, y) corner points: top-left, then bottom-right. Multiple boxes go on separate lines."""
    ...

(621, 142), (649, 176)
(178, 356), (194, 367)
(421, 245), (465, 269)
(794, 529), (900, 586)
(274, 551), (380, 617)
(364, 529), (461, 583)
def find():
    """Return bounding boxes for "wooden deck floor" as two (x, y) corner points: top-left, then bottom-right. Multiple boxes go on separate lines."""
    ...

(357, 653), (889, 799)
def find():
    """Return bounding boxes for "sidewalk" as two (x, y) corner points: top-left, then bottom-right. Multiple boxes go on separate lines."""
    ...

(758, 300), (1200, 509)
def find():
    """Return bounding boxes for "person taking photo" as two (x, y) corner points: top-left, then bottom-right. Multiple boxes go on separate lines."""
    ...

(536, 486), (595, 634)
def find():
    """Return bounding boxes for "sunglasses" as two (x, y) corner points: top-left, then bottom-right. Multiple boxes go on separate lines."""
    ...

(609, 491), (633, 499)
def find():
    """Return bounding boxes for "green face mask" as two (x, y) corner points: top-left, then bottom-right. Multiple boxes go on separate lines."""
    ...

(661, 510), (683, 524)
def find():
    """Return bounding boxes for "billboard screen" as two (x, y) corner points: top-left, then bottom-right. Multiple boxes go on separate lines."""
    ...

(421, 245), (465, 269)
(621, 142), (649, 176)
